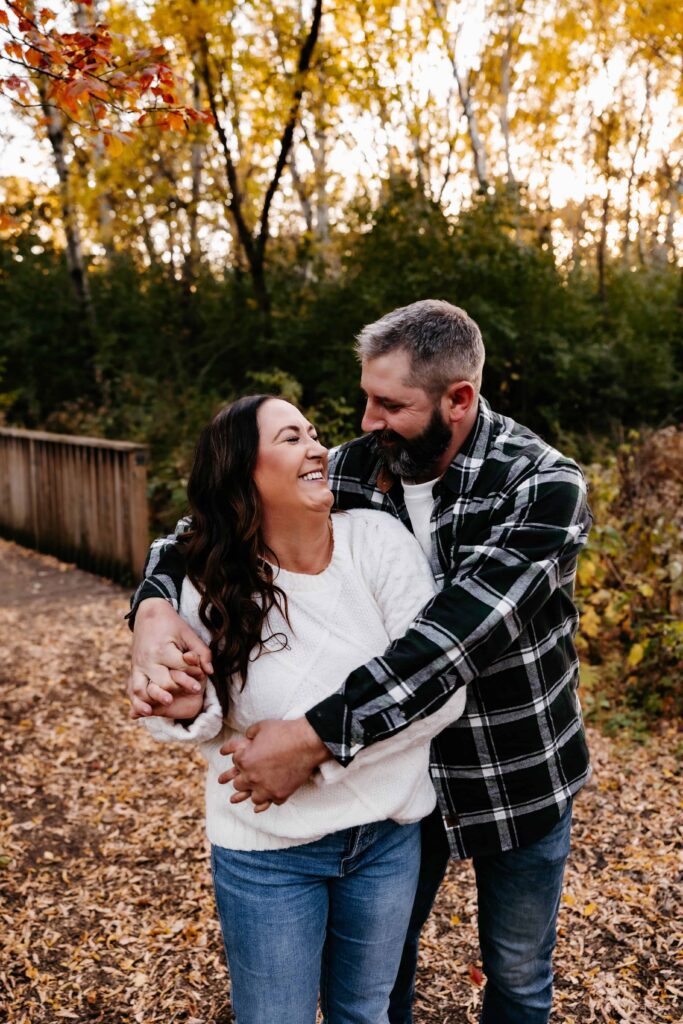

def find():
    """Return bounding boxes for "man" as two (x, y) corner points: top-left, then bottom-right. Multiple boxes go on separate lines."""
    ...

(128, 299), (592, 1024)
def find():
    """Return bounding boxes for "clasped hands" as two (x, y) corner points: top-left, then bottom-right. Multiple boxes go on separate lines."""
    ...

(219, 718), (330, 813)
(128, 599), (329, 811)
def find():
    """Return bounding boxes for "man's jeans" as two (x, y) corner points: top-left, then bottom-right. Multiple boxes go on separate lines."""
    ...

(211, 818), (421, 1024)
(389, 801), (573, 1024)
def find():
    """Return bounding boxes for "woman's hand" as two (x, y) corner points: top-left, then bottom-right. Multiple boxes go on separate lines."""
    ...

(127, 598), (213, 718)
(148, 687), (206, 721)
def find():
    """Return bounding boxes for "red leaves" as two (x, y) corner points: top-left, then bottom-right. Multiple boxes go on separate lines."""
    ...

(468, 963), (484, 986)
(0, 3), (205, 142)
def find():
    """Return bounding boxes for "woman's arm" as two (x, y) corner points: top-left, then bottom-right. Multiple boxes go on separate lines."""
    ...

(149, 688), (205, 721)
(141, 678), (225, 744)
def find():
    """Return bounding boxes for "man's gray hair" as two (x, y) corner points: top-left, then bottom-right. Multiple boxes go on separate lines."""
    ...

(355, 299), (485, 397)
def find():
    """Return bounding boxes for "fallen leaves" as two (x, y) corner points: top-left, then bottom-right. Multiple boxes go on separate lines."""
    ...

(0, 537), (681, 1024)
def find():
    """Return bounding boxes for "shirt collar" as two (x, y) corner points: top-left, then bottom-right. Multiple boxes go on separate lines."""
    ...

(440, 396), (494, 497)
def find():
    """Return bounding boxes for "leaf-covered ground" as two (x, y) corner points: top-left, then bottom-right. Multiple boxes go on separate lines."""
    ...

(0, 538), (681, 1024)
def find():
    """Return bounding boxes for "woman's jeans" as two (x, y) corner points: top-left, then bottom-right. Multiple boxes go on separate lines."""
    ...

(211, 818), (421, 1024)
(389, 801), (573, 1024)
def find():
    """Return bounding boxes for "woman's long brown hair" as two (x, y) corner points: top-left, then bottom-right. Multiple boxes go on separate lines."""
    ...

(178, 395), (289, 715)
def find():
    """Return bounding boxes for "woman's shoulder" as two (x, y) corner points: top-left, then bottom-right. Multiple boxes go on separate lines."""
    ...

(335, 508), (425, 555)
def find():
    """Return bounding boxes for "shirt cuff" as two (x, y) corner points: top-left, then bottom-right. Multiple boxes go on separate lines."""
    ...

(305, 693), (363, 767)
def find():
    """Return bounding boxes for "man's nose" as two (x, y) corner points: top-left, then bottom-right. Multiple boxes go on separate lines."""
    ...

(361, 401), (385, 433)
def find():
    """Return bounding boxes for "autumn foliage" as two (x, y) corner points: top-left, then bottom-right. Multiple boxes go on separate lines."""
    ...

(578, 428), (683, 732)
(0, 0), (208, 149)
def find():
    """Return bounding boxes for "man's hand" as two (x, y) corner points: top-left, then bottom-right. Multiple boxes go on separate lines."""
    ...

(218, 718), (330, 807)
(128, 598), (213, 719)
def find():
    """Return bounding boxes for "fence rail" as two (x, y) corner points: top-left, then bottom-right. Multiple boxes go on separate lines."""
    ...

(0, 427), (149, 582)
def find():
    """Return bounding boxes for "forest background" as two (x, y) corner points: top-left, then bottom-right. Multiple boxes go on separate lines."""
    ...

(0, 0), (682, 738)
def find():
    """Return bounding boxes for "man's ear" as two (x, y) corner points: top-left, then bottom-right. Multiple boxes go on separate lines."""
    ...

(442, 381), (477, 423)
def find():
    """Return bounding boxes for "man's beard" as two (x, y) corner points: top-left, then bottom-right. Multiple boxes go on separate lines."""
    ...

(373, 407), (452, 482)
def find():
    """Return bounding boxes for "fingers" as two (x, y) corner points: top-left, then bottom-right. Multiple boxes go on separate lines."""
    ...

(179, 626), (214, 675)
(138, 662), (184, 692)
(145, 679), (181, 706)
(253, 800), (272, 814)
(129, 696), (152, 720)
(127, 667), (153, 717)
(221, 738), (246, 757)
(229, 790), (252, 804)
(169, 668), (205, 692)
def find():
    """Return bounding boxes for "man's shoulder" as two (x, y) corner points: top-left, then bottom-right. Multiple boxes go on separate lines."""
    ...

(328, 434), (379, 482)
(486, 405), (584, 485)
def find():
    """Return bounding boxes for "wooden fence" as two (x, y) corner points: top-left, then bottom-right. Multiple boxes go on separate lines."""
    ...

(0, 427), (149, 582)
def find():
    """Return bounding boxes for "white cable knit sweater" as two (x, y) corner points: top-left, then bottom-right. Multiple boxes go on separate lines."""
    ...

(143, 509), (466, 851)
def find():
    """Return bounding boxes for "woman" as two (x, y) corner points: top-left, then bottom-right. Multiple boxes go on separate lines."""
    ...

(142, 395), (465, 1024)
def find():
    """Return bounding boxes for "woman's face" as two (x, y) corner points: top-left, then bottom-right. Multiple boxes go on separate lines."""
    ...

(253, 399), (333, 516)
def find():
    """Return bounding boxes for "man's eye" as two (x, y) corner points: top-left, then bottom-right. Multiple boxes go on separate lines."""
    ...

(383, 404), (401, 412)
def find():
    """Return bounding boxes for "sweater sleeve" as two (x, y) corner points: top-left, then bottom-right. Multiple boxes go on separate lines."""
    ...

(317, 512), (466, 783)
(140, 678), (224, 744)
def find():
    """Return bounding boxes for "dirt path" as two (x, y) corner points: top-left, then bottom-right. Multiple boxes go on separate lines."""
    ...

(0, 538), (681, 1024)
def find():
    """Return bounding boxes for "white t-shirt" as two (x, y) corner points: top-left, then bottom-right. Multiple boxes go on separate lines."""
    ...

(401, 477), (438, 560)
(143, 509), (466, 851)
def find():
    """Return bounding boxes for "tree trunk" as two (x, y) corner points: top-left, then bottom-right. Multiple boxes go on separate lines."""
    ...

(199, 0), (323, 336)
(499, 0), (516, 187)
(184, 67), (204, 283)
(37, 79), (96, 331)
(433, 0), (488, 192)
(73, 0), (115, 260)
(289, 146), (315, 233)
(623, 75), (650, 266)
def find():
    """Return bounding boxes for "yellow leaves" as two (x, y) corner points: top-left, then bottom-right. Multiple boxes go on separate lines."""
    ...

(627, 643), (645, 668)
(104, 135), (124, 157)
(102, 131), (133, 157)
(581, 606), (601, 639)
(450, 914), (461, 925)
(577, 557), (596, 587)
(638, 583), (654, 599)
(563, 893), (597, 917)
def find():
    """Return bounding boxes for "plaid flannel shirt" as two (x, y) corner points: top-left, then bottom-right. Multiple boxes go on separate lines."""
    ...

(131, 398), (592, 859)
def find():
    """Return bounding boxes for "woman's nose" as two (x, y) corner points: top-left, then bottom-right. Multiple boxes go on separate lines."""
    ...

(308, 437), (327, 456)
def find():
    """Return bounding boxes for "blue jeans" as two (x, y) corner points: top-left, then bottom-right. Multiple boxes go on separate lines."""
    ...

(211, 818), (421, 1024)
(389, 801), (573, 1024)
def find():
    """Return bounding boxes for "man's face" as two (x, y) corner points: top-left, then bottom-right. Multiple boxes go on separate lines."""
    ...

(360, 351), (452, 481)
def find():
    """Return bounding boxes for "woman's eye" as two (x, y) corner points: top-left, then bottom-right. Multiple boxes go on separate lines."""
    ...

(284, 436), (299, 443)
